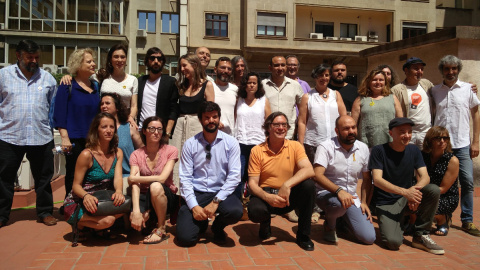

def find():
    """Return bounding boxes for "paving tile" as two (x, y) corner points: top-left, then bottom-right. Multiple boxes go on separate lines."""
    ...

(366, 254), (403, 268)
(167, 261), (211, 269)
(210, 260), (235, 270)
(101, 256), (144, 264)
(36, 252), (82, 260)
(47, 259), (77, 270)
(125, 249), (166, 257)
(76, 252), (103, 265)
(144, 256), (168, 270)
(187, 244), (208, 254)
(74, 264), (121, 270)
(245, 246), (269, 258)
(331, 254), (372, 262)
(320, 262), (364, 270)
(120, 264), (144, 270)
(292, 256), (323, 269)
(103, 245), (128, 257)
(253, 257), (295, 265)
(29, 260), (53, 268)
(267, 250), (306, 258)
(229, 252), (255, 266)
(236, 266), (276, 270)
(42, 242), (68, 253)
(207, 246), (245, 254)
(63, 246), (106, 253)
(277, 266), (302, 270)
(167, 249), (188, 262)
(189, 253), (230, 261)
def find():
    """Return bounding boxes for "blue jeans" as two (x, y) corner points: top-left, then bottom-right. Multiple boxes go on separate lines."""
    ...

(233, 144), (255, 199)
(453, 145), (474, 223)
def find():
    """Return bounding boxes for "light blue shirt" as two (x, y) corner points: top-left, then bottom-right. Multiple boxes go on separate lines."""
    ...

(180, 130), (241, 209)
(0, 64), (57, 145)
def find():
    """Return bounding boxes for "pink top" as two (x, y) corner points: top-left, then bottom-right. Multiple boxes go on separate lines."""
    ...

(130, 145), (179, 194)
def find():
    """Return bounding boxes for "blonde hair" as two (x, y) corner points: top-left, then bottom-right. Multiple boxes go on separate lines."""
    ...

(176, 54), (206, 96)
(358, 69), (391, 97)
(67, 48), (95, 75)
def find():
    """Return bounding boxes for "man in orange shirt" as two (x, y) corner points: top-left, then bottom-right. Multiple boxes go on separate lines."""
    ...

(248, 112), (315, 251)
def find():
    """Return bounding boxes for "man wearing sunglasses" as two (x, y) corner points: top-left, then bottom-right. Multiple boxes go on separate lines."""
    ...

(247, 112), (315, 251)
(431, 55), (480, 237)
(177, 101), (242, 247)
(136, 47), (179, 136)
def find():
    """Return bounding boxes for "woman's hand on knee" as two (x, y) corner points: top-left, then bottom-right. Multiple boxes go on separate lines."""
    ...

(130, 211), (144, 231)
(111, 191), (125, 206)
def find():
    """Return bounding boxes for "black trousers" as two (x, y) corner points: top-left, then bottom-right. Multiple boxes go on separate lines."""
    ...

(0, 139), (55, 222)
(176, 191), (243, 246)
(64, 138), (86, 198)
(248, 179), (315, 240)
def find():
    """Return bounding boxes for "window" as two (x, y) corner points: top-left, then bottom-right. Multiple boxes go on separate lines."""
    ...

(402, 22), (427, 39)
(315, 22), (334, 37)
(340, 23), (357, 39)
(205, 13), (228, 37)
(162, 13), (179, 34)
(139, 11), (156, 32)
(257, 12), (285, 37)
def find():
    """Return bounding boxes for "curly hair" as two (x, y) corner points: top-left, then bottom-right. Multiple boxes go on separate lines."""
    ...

(176, 54), (206, 96)
(67, 48), (95, 75)
(238, 72), (265, 99)
(438, 55), (463, 73)
(357, 69), (391, 97)
(140, 116), (169, 146)
(99, 93), (129, 124)
(85, 112), (118, 154)
(422, 126), (453, 154)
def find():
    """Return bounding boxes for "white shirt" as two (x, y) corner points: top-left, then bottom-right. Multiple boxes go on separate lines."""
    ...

(304, 88), (339, 147)
(101, 74), (138, 109)
(314, 137), (370, 204)
(235, 96), (266, 145)
(432, 80), (480, 148)
(262, 77), (304, 139)
(406, 83), (431, 133)
(213, 82), (238, 135)
(139, 76), (161, 129)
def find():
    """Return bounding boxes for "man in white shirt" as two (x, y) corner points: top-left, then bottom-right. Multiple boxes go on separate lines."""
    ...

(212, 57), (238, 135)
(262, 55), (304, 140)
(431, 55), (480, 237)
(391, 57), (434, 148)
(314, 115), (375, 244)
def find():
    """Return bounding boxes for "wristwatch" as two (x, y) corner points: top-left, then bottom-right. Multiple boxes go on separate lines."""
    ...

(166, 132), (172, 139)
(213, 197), (222, 204)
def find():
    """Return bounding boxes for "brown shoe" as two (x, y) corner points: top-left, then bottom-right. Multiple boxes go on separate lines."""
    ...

(41, 215), (58, 226)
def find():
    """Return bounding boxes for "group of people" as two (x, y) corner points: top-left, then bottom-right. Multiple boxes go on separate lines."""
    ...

(0, 40), (479, 255)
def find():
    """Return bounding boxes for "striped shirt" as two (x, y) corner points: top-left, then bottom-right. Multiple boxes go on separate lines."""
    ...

(0, 64), (57, 145)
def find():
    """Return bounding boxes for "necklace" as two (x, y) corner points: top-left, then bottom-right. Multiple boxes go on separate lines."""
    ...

(322, 93), (328, 98)
(369, 98), (375, 107)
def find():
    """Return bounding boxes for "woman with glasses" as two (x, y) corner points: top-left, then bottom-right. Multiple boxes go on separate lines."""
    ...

(100, 93), (143, 190)
(351, 69), (403, 148)
(422, 126), (459, 236)
(234, 72), (271, 199)
(298, 64), (347, 163)
(129, 116), (179, 244)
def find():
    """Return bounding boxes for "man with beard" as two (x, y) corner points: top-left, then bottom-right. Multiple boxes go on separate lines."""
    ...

(137, 47), (179, 135)
(262, 56), (304, 139)
(328, 60), (358, 112)
(313, 115), (375, 245)
(195, 46), (214, 82)
(431, 55), (480, 237)
(177, 101), (242, 246)
(369, 117), (443, 255)
(212, 57), (238, 135)
(248, 112), (315, 251)
(0, 40), (58, 227)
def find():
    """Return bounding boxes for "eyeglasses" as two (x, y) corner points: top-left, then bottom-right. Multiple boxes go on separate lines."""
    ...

(148, 56), (163, 62)
(287, 64), (298, 67)
(271, 122), (288, 128)
(433, 136), (450, 141)
(146, 127), (163, 133)
(205, 144), (212, 160)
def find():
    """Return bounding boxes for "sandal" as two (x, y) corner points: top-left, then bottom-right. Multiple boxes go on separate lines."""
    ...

(144, 228), (170, 244)
(311, 212), (320, 224)
(434, 214), (451, 236)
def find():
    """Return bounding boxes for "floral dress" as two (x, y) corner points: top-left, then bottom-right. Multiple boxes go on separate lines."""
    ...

(422, 152), (459, 216)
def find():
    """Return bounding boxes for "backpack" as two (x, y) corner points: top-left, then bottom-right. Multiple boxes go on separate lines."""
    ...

(49, 80), (100, 129)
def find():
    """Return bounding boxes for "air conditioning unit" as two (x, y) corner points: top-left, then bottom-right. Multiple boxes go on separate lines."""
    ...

(325, 37), (338, 40)
(57, 67), (69, 74)
(339, 37), (352, 41)
(309, 33), (323, 39)
(0, 23), (4, 30)
(42, 64), (58, 74)
(137, 29), (147, 38)
(355, 36), (367, 41)
(368, 31), (377, 38)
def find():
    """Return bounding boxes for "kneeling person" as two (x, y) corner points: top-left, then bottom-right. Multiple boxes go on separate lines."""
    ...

(369, 117), (443, 255)
(129, 116), (179, 244)
(248, 112), (315, 251)
(314, 115), (375, 244)
(177, 102), (243, 246)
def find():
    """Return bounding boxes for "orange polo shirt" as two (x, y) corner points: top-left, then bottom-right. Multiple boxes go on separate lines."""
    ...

(248, 139), (308, 189)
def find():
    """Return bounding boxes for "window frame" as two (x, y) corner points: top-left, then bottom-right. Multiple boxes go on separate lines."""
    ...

(161, 12), (179, 34)
(138, 11), (156, 33)
(256, 12), (286, 38)
(340, 23), (358, 39)
(402, 22), (427, 39)
(314, 21), (334, 38)
(205, 13), (228, 38)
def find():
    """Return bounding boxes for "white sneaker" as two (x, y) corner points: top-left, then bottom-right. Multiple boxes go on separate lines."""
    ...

(412, 235), (444, 255)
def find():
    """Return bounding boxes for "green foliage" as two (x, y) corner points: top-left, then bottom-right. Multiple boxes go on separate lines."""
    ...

(51, 73), (66, 84)
(131, 73), (145, 78)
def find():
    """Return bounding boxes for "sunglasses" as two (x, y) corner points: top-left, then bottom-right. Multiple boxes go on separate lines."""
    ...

(433, 136), (450, 141)
(148, 56), (163, 62)
(206, 144), (211, 160)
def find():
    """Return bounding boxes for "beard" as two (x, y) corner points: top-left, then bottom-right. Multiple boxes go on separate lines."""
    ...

(21, 61), (39, 73)
(216, 72), (230, 83)
(338, 133), (356, 145)
(203, 122), (219, 133)
(147, 64), (163, 74)
(331, 76), (344, 84)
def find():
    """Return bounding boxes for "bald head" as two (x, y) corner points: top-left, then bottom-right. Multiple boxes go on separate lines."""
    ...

(195, 47), (211, 68)
(335, 115), (356, 129)
(335, 115), (357, 147)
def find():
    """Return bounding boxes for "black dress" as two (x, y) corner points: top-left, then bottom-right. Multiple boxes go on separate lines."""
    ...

(422, 152), (459, 216)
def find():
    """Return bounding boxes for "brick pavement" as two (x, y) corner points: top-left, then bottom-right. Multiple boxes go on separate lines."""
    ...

(1, 197), (477, 270)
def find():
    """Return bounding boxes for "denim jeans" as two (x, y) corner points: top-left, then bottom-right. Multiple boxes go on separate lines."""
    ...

(453, 145), (474, 223)
(233, 143), (255, 199)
